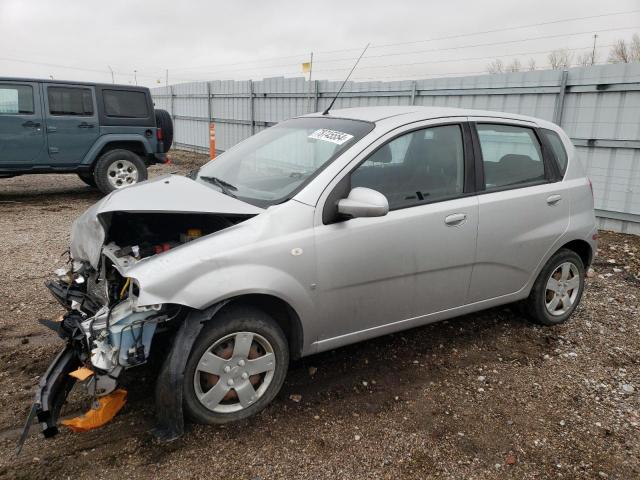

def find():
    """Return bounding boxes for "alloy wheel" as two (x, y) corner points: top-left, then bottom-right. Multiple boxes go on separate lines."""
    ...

(193, 332), (276, 413)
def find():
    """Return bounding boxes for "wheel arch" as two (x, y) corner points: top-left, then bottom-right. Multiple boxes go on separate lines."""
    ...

(214, 294), (304, 360)
(81, 135), (153, 167)
(558, 239), (593, 268)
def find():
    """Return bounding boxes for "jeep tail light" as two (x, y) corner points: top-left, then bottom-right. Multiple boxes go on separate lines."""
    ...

(156, 128), (163, 141)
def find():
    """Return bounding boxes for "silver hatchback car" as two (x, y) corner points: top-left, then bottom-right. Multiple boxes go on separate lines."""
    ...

(33, 106), (597, 440)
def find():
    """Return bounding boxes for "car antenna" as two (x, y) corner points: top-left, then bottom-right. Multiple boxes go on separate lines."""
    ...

(322, 43), (370, 116)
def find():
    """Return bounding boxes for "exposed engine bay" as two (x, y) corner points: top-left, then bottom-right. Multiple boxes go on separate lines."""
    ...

(21, 211), (253, 449)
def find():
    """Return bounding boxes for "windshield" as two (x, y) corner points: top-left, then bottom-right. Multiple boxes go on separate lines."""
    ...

(195, 117), (374, 207)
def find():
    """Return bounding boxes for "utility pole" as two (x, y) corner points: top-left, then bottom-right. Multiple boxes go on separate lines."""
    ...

(134, 70), (138, 85)
(107, 65), (115, 84)
(591, 34), (598, 66)
(307, 52), (314, 112)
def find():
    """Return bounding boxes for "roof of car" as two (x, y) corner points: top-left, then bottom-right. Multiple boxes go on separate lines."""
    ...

(0, 76), (149, 92)
(306, 105), (553, 128)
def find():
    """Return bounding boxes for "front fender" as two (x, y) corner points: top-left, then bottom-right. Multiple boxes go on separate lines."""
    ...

(81, 134), (154, 165)
(135, 263), (315, 326)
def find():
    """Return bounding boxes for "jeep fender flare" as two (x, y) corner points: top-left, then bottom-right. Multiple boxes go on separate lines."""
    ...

(81, 134), (154, 166)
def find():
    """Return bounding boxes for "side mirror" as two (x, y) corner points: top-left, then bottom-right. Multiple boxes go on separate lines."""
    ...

(337, 187), (389, 218)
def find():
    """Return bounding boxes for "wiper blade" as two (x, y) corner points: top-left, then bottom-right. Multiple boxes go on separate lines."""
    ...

(199, 176), (238, 197)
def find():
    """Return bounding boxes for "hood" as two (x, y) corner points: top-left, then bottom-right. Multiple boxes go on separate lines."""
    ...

(70, 175), (264, 267)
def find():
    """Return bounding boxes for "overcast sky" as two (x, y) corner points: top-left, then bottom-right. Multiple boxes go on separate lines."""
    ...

(1, 0), (638, 87)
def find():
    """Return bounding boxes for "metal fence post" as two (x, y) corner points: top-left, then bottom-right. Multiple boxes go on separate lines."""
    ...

(314, 80), (319, 112)
(206, 82), (212, 123)
(249, 80), (255, 135)
(553, 70), (569, 126)
(170, 85), (175, 124)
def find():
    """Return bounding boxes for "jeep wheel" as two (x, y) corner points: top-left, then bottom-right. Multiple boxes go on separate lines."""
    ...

(77, 172), (97, 188)
(94, 149), (147, 194)
(183, 306), (289, 424)
(522, 248), (585, 326)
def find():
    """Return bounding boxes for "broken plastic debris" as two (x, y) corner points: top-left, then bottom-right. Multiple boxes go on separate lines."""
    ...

(68, 367), (94, 381)
(61, 389), (127, 432)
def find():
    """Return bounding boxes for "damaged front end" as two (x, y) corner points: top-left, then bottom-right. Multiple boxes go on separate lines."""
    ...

(18, 175), (263, 452)
(20, 256), (179, 448)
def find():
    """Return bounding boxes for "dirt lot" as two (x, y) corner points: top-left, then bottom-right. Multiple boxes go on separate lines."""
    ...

(0, 150), (638, 479)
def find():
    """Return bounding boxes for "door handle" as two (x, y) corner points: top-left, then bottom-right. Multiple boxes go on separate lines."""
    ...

(22, 121), (41, 128)
(78, 122), (95, 128)
(444, 213), (467, 226)
(546, 194), (562, 206)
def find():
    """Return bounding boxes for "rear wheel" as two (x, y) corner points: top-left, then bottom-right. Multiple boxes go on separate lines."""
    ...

(77, 172), (96, 188)
(523, 248), (585, 325)
(183, 306), (289, 424)
(93, 149), (147, 194)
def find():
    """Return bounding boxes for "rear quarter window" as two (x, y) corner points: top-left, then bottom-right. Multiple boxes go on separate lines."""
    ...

(540, 129), (568, 176)
(103, 90), (149, 118)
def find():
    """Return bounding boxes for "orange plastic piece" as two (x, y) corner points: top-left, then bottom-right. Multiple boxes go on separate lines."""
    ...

(68, 367), (94, 381)
(61, 389), (127, 432)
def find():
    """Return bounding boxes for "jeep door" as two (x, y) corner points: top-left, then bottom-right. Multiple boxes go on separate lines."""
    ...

(314, 120), (479, 348)
(0, 81), (45, 165)
(466, 119), (570, 302)
(43, 84), (99, 164)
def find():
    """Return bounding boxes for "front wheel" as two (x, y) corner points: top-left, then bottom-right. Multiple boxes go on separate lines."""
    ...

(183, 306), (289, 424)
(94, 149), (147, 194)
(523, 248), (585, 326)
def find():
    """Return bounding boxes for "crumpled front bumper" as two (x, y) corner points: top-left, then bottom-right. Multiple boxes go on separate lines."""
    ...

(33, 346), (81, 438)
(17, 345), (81, 454)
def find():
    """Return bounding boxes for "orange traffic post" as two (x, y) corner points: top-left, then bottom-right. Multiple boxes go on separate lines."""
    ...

(209, 122), (216, 160)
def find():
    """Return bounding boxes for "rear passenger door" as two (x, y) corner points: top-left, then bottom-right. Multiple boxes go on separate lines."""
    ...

(0, 81), (45, 165)
(467, 119), (569, 302)
(43, 84), (99, 164)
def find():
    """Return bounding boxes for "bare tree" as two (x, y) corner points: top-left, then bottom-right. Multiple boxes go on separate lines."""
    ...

(548, 49), (573, 69)
(527, 58), (537, 71)
(506, 59), (522, 72)
(608, 39), (630, 63)
(486, 59), (504, 74)
(631, 33), (640, 62)
(576, 52), (593, 67)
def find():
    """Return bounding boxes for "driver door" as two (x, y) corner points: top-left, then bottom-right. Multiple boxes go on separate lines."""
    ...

(313, 120), (479, 348)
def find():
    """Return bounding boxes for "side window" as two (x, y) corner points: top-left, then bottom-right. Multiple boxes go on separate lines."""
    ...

(351, 124), (464, 210)
(48, 87), (94, 116)
(103, 90), (149, 118)
(0, 84), (34, 115)
(477, 124), (545, 189)
(540, 128), (568, 175)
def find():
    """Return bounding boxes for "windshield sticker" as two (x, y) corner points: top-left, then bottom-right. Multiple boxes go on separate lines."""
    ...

(308, 129), (354, 145)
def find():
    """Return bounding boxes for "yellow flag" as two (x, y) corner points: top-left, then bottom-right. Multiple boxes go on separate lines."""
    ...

(302, 62), (311, 73)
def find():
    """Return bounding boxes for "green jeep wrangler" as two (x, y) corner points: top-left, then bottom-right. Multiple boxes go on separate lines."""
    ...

(0, 77), (173, 193)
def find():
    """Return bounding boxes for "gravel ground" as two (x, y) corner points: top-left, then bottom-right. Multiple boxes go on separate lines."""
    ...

(0, 150), (638, 479)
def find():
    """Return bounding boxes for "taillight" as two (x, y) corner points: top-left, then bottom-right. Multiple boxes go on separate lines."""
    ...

(156, 128), (163, 141)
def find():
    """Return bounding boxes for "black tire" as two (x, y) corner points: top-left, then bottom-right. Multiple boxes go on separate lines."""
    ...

(93, 149), (148, 194)
(183, 305), (289, 425)
(154, 109), (173, 152)
(522, 248), (585, 326)
(77, 172), (96, 188)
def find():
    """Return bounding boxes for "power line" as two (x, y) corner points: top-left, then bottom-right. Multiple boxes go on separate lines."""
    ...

(170, 25), (638, 78)
(168, 8), (640, 72)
